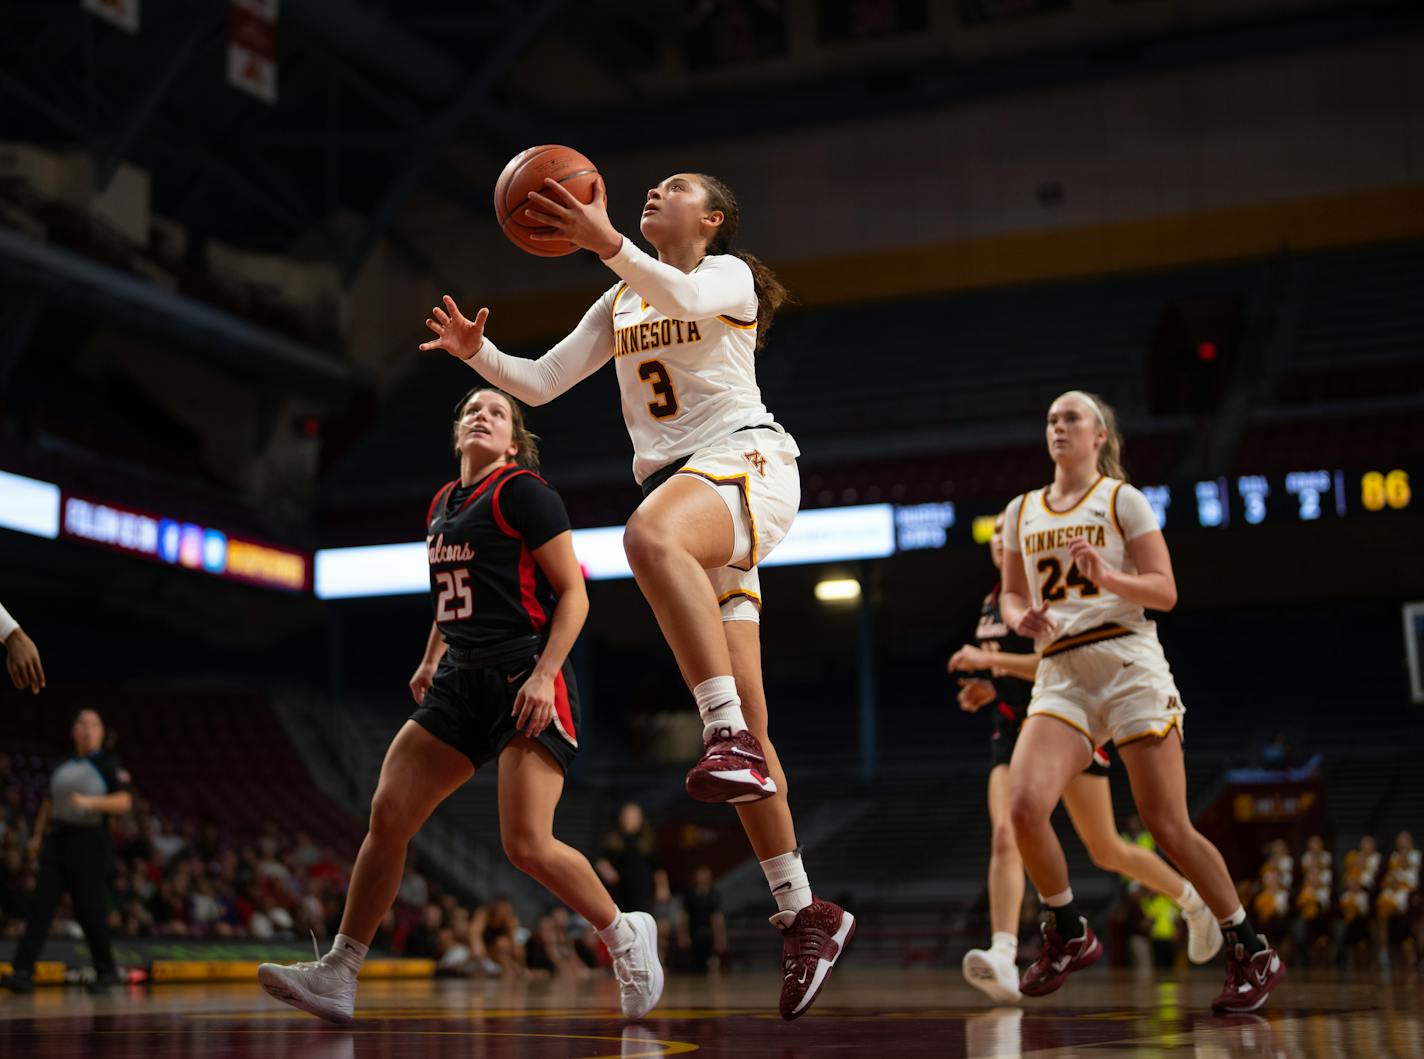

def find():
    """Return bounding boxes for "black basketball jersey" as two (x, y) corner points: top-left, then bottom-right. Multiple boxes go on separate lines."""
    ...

(425, 464), (572, 650)
(974, 582), (1035, 719)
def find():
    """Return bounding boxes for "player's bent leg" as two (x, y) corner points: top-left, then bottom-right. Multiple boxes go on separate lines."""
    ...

(497, 736), (663, 1020)
(1006, 716), (1090, 897)
(1009, 717), (1101, 997)
(723, 613), (854, 1019)
(725, 618), (796, 857)
(964, 765), (1024, 1003)
(986, 764), (1026, 940)
(1118, 732), (1283, 1010)
(627, 480), (777, 804)
(624, 476), (736, 687)
(259, 720), (472, 1023)
(1115, 732), (1236, 917)
(1061, 772), (1221, 963)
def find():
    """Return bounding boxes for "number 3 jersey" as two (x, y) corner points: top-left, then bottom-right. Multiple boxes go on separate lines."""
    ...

(470, 239), (796, 486)
(1003, 476), (1162, 653)
(426, 464), (571, 650)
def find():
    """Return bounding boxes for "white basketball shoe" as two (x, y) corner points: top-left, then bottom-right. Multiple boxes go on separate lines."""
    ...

(962, 945), (1022, 1004)
(258, 948), (358, 1025)
(611, 911), (664, 1020)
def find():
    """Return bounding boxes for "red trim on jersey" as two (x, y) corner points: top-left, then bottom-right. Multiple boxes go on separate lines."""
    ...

(491, 469), (532, 538)
(552, 668), (577, 746)
(455, 463), (520, 515)
(517, 543), (548, 633)
(426, 480), (458, 526)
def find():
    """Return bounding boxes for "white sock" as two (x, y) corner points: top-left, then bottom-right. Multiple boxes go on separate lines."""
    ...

(990, 931), (1018, 956)
(1042, 888), (1074, 908)
(694, 675), (747, 740)
(1219, 906), (1246, 928)
(328, 933), (368, 976)
(761, 848), (812, 914)
(596, 910), (638, 953)
(1177, 880), (1204, 912)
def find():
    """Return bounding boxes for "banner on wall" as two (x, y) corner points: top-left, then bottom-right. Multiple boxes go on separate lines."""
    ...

(228, 0), (278, 104)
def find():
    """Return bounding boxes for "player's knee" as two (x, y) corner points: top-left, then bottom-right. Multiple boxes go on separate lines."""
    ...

(1086, 842), (1123, 874)
(1139, 812), (1189, 859)
(368, 788), (419, 844)
(991, 821), (1019, 860)
(1008, 789), (1050, 840)
(622, 515), (672, 573)
(503, 831), (553, 876)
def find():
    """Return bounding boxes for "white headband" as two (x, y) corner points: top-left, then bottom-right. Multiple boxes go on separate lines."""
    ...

(1057, 390), (1106, 427)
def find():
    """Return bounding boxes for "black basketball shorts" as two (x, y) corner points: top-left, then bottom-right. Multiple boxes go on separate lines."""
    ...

(411, 643), (579, 773)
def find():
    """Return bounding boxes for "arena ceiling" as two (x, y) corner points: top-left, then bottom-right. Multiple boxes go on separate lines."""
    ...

(0, 0), (1407, 289)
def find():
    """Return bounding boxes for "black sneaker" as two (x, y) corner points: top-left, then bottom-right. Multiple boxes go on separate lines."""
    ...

(0, 970), (35, 994)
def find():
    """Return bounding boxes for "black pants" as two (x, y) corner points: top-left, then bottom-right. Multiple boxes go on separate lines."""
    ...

(13, 825), (115, 974)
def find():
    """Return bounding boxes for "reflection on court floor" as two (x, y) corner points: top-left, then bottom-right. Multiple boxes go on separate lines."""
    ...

(0, 968), (1419, 1057)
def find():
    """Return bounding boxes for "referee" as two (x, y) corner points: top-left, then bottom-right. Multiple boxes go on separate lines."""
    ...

(1, 709), (132, 993)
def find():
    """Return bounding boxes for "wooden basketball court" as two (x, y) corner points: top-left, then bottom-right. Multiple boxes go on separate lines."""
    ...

(1, 966), (1417, 1057)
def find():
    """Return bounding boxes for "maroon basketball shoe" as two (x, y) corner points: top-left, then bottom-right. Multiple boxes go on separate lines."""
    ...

(1211, 941), (1285, 1015)
(685, 726), (777, 803)
(1019, 918), (1102, 997)
(772, 897), (856, 1021)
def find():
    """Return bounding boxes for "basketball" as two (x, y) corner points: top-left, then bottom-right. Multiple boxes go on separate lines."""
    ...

(494, 145), (601, 258)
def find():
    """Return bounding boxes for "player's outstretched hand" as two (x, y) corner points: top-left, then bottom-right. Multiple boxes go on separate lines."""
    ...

(523, 176), (622, 258)
(4, 628), (44, 694)
(1015, 601), (1057, 639)
(512, 671), (556, 739)
(421, 295), (489, 362)
(409, 660), (437, 706)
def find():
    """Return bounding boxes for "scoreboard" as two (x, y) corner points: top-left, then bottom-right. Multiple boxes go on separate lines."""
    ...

(909, 466), (1416, 551)
(1180, 468), (1411, 529)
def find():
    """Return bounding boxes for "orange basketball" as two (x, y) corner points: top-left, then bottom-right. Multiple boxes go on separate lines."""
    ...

(494, 145), (601, 258)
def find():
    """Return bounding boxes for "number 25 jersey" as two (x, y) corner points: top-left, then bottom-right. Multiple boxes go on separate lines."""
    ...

(1003, 477), (1162, 651)
(426, 464), (571, 651)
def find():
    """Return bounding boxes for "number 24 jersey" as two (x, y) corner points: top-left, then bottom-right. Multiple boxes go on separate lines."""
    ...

(1003, 476), (1162, 650)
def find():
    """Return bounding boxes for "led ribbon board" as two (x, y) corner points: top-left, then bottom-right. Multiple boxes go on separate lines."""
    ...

(60, 493), (309, 592)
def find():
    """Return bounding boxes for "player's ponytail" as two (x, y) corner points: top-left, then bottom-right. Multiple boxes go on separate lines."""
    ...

(452, 387), (542, 473)
(695, 173), (790, 352)
(1074, 389), (1128, 482)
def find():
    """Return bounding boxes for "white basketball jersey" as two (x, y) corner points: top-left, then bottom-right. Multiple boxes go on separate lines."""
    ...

(606, 257), (776, 483)
(1004, 477), (1162, 650)
(469, 241), (792, 485)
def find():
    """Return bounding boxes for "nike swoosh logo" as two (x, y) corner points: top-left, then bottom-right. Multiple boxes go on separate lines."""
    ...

(772, 881), (793, 893)
(506, 670), (528, 684)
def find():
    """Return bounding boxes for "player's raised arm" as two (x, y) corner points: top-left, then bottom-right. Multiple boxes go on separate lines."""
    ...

(422, 293), (614, 407)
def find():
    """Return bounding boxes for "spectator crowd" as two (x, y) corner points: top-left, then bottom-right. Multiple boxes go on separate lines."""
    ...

(1, 755), (729, 978)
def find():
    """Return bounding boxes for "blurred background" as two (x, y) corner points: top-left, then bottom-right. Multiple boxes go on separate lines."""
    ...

(1, 0), (1421, 982)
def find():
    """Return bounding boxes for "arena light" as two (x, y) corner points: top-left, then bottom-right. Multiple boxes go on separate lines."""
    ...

(814, 578), (861, 603)
(313, 504), (897, 599)
(0, 470), (61, 539)
(314, 542), (426, 600)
